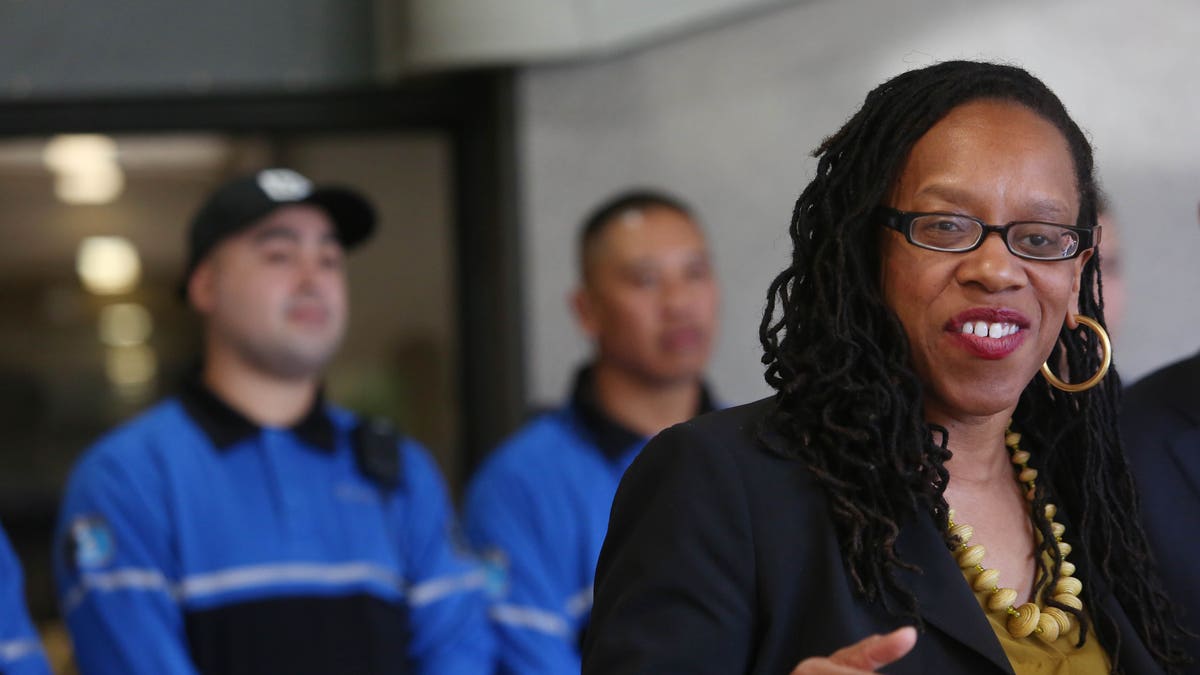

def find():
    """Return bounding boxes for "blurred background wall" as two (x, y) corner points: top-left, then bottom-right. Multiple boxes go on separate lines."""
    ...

(517, 0), (1200, 406)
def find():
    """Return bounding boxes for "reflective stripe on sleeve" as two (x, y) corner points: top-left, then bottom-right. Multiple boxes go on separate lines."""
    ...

(62, 567), (172, 614)
(0, 638), (45, 663)
(408, 569), (487, 608)
(64, 561), (406, 613)
(566, 584), (593, 618)
(63, 560), (486, 615)
(177, 562), (404, 602)
(491, 603), (571, 638)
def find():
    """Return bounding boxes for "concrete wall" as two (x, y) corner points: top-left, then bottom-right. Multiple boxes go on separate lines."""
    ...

(0, 0), (374, 98)
(517, 0), (1200, 407)
(378, 0), (800, 73)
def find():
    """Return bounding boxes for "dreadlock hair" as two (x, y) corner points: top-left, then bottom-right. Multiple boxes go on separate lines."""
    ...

(758, 60), (1188, 673)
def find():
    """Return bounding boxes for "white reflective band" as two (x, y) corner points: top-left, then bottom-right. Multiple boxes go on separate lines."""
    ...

(491, 603), (570, 638)
(566, 584), (593, 618)
(0, 638), (44, 662)
(409, 569), (487, 608)
(177, 562), (403, 601)
(63, 561), (406, 614)
(62, 567), (172, 614)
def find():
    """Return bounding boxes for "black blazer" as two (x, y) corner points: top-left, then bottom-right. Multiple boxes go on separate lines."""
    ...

(583, 399), (1163, 674)
(1123, 351), (1200, 674)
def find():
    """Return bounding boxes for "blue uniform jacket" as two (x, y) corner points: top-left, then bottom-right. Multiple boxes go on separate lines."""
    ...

(53, 377), (492, 675)
(463, 367), (714, 674)
(1, 525), (50, 675)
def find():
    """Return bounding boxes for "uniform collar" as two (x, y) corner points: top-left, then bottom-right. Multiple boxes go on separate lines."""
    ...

(569, 364), (716, 462)
(178, 368), (336, 453)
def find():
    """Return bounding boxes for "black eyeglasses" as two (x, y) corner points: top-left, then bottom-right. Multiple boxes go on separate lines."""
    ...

(878, 207), (1096, 261)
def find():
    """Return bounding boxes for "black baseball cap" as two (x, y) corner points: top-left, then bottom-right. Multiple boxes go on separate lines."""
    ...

(182, 168), (376, 291)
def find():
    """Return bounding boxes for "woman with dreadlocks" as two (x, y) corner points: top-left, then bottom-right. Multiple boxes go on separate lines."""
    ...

(581, 61), (1188, 675)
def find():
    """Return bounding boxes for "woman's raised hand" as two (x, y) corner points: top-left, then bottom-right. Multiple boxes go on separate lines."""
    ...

(789, 627), (917, 674)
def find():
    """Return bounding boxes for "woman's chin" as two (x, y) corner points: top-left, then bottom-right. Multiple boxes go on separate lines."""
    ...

(926, 382), (1028, 421)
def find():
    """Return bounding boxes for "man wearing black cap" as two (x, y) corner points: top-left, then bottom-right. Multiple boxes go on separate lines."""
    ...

(53, 169), (493, 674)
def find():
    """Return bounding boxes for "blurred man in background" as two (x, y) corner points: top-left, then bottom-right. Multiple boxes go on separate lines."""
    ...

(1122, 200), (1200, 673)
(1, 525), (50, 675)
(464, 189), (720, 674)
(1096, 193), (1127, 335)
(53, 168), (491, 674)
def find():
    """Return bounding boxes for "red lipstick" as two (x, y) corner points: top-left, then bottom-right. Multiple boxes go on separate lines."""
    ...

(945, 308), (1030, 360)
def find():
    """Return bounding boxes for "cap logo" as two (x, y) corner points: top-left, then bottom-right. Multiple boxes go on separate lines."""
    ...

(257, 169), (313, 202)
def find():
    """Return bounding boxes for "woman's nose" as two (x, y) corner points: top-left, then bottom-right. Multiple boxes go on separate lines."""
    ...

(955, 231), (1027, 293)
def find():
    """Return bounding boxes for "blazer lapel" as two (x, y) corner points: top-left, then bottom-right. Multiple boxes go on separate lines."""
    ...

(894, 511), (1015, 674)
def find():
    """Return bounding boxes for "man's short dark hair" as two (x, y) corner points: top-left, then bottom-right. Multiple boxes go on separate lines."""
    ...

(578, 189), (697, 278)
(1095, 187), (1112, 217)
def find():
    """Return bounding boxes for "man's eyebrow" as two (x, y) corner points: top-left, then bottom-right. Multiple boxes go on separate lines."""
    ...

(250, 226), (300, 244)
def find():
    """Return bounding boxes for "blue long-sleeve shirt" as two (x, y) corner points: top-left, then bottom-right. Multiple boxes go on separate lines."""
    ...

(54, 377), (492, 675)
(1, 525), (50, 675)
(463, 367), (714, 674)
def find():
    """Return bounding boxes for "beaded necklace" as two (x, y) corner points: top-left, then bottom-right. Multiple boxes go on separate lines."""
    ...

(947, 429), (1083, 642)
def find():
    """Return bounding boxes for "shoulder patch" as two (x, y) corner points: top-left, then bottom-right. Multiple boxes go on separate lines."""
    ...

(65, 515), (116, 572)
(481, 548), (510, 600)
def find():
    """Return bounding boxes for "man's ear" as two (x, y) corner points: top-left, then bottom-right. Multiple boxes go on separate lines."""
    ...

(571, 286), (600, 340)
(187, 260), (216, 315)
(1065, 248), (1095, 329)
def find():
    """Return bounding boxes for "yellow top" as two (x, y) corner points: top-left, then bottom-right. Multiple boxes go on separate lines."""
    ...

(972, 584), (1111, 675)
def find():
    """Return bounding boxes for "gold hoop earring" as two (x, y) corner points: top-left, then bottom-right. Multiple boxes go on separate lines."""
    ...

(1040, 315), (1111, 393)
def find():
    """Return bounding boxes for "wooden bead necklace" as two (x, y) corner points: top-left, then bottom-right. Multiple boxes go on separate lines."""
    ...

(947, 429), (1083, 642)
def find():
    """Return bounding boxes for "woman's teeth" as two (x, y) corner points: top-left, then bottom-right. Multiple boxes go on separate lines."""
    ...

(960, 321), (1020, 339)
